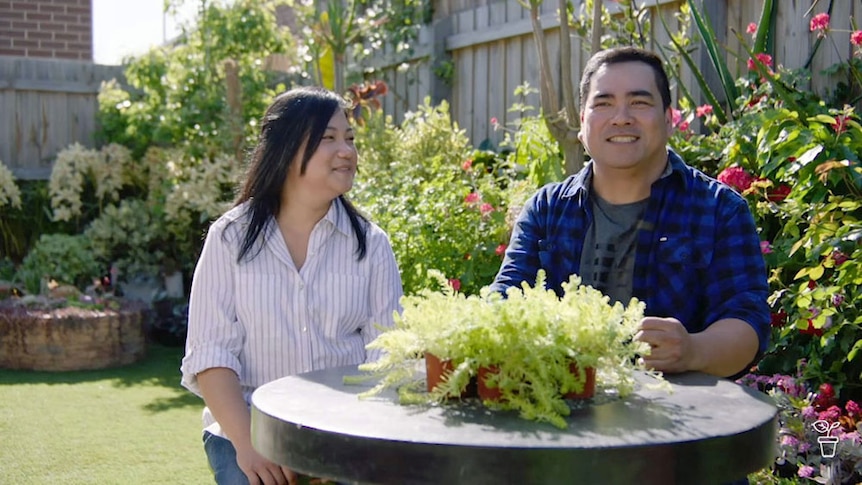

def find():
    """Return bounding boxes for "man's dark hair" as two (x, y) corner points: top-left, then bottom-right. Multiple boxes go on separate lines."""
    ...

(579, 46), (672, 111)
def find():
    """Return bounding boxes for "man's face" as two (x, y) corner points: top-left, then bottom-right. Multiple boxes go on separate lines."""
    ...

(578, 61), (673, 174)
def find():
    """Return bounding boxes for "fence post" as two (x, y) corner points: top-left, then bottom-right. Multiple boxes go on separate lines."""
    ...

(430, 16), (453, 106)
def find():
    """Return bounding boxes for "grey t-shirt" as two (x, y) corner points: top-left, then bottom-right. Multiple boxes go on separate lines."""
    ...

(579, 195), (648, 305)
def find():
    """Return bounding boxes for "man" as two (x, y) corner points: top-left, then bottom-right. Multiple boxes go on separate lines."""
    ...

(490, 46), (769, 379)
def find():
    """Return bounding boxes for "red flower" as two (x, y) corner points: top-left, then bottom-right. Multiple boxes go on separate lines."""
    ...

(448, 278), (461, 291)
(495, 243), (507, 257)
(810, 13), (830, 32)
(766, 183), (791, 202)
(833, 115), (849, 134)
(832, 250), (849, 266)
(770, 310), (787, 328)
(479, 203), (494, 215)
(695, 104), (713, 117)
(852, 30), (862, 46)
(677, 120), (690, 132)
(800, 320), (824, 337)
(747, 53), (773, 71)
(808, 280), (817, 290)
(461, 159), (473, 171)
(813, 383), (837, 411)
(746, 23), (757, 35)
(464, 192), (480, 204)
(717, 166), (755, 192)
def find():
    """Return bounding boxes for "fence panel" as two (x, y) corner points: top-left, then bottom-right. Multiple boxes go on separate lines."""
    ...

(0, 57), (123, 179)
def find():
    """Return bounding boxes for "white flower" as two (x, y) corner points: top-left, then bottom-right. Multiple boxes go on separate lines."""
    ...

(0, 159), (21, 209)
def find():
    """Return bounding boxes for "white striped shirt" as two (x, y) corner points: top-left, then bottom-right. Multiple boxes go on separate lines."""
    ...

(180, 198), (403, 434)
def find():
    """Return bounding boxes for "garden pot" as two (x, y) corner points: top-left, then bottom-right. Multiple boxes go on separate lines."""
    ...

(477, 363), (596, 401)
(563, 363), (596, 400)
(424, 352), (476, 398)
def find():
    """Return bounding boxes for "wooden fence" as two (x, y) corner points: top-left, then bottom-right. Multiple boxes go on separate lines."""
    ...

(0, 57), (123, 179)
(5, 0), (862, 178)
(367, 0), (862, 148)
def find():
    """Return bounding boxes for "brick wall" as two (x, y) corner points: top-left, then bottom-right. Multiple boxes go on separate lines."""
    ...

(0, 0), (93, 61)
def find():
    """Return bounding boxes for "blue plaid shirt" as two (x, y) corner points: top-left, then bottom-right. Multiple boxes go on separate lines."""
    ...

(491, 149), (770, 355)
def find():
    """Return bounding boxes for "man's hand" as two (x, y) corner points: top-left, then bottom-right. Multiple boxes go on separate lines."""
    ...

(236, 443), (299, 485)
(634, 317), (699, 374)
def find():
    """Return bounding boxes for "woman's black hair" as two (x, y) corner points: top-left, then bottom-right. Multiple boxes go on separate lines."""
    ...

(227, 86), (368, 263)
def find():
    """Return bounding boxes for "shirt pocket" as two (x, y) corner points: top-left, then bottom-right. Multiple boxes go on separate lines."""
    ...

(316, 273), (370, 336)
(655, 237), (712, 267)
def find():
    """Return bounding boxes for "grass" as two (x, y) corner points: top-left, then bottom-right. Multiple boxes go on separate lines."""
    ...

(0, 343), (213, 484)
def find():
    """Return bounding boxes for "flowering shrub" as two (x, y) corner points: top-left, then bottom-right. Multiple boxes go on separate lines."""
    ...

(352, 99), (516, 296)
(740, 370), (862, 483)
(668, 6), (862, 482)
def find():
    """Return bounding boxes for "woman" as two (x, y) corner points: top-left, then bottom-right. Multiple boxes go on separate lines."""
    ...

(181, 87), (403, 485)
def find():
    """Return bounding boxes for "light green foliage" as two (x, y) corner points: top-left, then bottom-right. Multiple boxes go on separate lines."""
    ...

(355, 270), (661, 429)
(16, 234), (101, 294)
(97, 0), (296, 159)
(352, 98), (514, 295)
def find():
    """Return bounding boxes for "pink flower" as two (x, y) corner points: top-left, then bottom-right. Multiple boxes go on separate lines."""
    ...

(846, 400), (861, 417)
(695, 104), (713, 117)
(852, 30), (862, 46)
(780, 435), (799, 447)
(760, 241), (773, 254)
(479, 203), (494, 215)
(747, 53), (773, 71)
(448, 278), (461, 291)
(810, 12), (830, 32)
(798, 465), (815, 478)
(464, 192), (480, 204)
(802, 406), (817, 420)
(717, 166), (755, 192)
(671, 108), (682, 127)
(746, 23), (757, 35)
(490, 117), (498, 125)
(819, 405), (842, 422)
(461, 159), (473, 171)
(677, 120), (690, 132)
(495, 243), (507, 257)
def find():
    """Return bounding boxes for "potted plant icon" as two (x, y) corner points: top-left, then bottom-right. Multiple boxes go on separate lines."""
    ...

(812, 419), (842, 458)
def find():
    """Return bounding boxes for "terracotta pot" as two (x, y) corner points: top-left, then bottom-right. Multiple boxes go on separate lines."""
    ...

(563, 363), (596, 400)
(477, 365), (502, 401)
(424, 352), (476, 398)
(477, 363), (596, 402)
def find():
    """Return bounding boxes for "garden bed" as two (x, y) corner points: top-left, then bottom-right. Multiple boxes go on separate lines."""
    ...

(0, 300), (147, 371)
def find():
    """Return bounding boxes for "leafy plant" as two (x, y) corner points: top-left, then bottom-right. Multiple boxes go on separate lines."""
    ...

(352, 270), (664, 429)
(14, 234), (102, 294)
(352, 99), (513, 295)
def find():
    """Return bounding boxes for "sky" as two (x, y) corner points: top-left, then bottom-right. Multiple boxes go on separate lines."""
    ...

(92, 0), (200, 65)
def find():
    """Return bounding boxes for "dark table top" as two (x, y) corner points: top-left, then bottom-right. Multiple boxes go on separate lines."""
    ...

(251, 365), (777, 485)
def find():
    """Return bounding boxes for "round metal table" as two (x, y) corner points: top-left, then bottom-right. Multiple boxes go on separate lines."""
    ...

(251, 365), (777, 485)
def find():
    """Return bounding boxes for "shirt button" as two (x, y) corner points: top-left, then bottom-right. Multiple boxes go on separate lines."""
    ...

(299, 282), (305, 290)
(302, 327), (307, 332)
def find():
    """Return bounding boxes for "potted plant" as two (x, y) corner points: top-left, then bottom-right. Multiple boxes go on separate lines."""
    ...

(352, 271), (665, 429)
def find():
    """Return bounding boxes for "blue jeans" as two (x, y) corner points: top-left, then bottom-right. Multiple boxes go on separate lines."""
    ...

(203, 431), (250, 485)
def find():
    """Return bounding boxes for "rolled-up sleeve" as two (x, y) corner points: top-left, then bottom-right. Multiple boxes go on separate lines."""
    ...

(180, 219), (244, 397)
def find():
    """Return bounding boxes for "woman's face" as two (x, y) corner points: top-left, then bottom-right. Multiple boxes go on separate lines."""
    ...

(285, 110), (357, 205)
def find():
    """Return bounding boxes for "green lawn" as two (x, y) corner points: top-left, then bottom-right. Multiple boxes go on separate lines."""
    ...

(0, 343), (213, 484)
